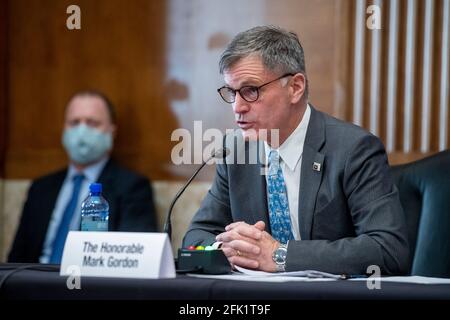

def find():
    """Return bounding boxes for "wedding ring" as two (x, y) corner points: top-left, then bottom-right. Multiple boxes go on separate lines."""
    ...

(236, 250), (241, 256)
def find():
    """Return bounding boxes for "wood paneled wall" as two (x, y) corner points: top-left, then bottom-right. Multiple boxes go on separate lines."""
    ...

(349, 0), (450, 164)
(4, 0), (177, 180)
(0, 1), (7, 178)
(1, 0), (448, 181)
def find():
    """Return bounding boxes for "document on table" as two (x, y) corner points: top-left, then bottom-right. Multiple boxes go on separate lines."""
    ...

(349, 276), (450, 284)
(234, 266), (343, 279)
(187, 266), (342, 282)
(188, 270), (450, 284)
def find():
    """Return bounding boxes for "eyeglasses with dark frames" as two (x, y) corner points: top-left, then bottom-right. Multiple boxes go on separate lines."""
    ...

(217, 73), (295, 104)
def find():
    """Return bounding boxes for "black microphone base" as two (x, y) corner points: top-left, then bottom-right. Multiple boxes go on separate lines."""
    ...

(177, 249), (231, 274)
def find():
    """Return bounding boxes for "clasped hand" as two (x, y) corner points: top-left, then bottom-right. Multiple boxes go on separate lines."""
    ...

(216, 221), (279, 272)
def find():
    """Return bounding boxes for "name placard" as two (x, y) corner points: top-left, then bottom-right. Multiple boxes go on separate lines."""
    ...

(60, 231), (176, 279)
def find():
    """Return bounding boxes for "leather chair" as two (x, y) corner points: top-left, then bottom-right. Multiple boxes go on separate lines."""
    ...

(391, 150), (450, 278)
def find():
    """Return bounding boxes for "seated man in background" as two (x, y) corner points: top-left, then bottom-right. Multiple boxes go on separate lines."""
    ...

(8, 90), (157, 263)
(183, 26), (410, 275)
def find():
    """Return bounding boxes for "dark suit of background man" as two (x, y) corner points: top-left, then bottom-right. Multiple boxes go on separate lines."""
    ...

(8, 90), (157, 263)
(183, 26), (410, 275)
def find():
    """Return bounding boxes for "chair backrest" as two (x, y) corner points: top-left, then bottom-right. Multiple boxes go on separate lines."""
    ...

(391, 150), (450, 278)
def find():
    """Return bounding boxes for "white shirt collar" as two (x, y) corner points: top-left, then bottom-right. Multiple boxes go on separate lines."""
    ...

(264, 104), (311, 171)
(67, 156), (109, 182)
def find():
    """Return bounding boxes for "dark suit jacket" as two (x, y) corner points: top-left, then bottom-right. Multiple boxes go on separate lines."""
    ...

(8, 159), (158, 263)
(183, 106), (410, 275)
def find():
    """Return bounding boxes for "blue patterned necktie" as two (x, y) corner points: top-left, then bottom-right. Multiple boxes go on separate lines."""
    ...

(49, 174), (84, 264)
(267, 150), (294, 244)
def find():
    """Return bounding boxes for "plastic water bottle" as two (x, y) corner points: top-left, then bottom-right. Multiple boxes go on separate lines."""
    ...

(80, 183), (109, 231)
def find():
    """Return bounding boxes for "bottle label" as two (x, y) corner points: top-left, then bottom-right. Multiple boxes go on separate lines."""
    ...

(81, 216), (108, 232)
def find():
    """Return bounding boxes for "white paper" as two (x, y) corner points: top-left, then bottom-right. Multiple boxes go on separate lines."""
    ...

(349, 276), (450, 284)
(234, 265), (343, 279)
(189, 272), (450, 284)
(186, 266), (341, 282)
(187, 273), (337, 282)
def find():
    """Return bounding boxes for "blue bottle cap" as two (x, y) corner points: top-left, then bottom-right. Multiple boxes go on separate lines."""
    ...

(89, 183), (102, 193)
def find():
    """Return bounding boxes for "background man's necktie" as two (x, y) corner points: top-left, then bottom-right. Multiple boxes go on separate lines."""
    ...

(49, 174), (84, 264)
(267, 150), (294, 244)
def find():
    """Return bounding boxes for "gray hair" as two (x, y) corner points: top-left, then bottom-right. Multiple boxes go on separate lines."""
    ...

(219, 25), (308, 98)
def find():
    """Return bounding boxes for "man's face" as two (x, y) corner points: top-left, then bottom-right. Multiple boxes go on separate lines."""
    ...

(223, 55), (293, 144)
(64, 95), (115, 134)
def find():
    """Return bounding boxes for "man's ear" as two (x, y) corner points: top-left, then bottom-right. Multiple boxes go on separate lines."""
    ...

(290, 73), (306, 104)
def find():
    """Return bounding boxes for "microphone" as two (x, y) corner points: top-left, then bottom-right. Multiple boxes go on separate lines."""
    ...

(164, 147), (229, 242)
(163, 147), (231, 274)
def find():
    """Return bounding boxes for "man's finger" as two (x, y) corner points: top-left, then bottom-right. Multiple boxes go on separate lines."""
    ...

(229, 256), (259, 269)
(221, 246), (237, 258)
(215, 231), (227, 242)
(229, 239), (260, 255)
(254, 221), (266, 231)
(216, 229), (241, 242)
(216, 229), (260, 244)
(225, 221), (250, 231)
(233, 225), (262, 240)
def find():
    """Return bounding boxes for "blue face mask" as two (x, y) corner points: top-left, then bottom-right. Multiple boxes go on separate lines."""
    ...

(62, 124), (113, 165)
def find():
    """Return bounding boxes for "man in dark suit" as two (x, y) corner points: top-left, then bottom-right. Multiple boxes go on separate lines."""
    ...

(183, 26), (410, 275)
(8, 90), (157, 263)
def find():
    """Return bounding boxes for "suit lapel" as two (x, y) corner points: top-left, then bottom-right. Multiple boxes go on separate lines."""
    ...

(298, 106), (325, 240)
(240, 140), (270, 232)
(98, 159), (114, 185)
(36, 170), (67, 251)
(98, 159), (117, 228)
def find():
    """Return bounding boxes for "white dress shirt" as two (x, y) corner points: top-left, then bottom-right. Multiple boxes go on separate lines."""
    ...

(39, 157), (109, 263)
(264, 105), (311, 240)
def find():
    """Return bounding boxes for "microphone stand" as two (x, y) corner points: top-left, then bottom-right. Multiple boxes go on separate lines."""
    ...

(163, 148), (231, 274)
(164, 154), (213, 242)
